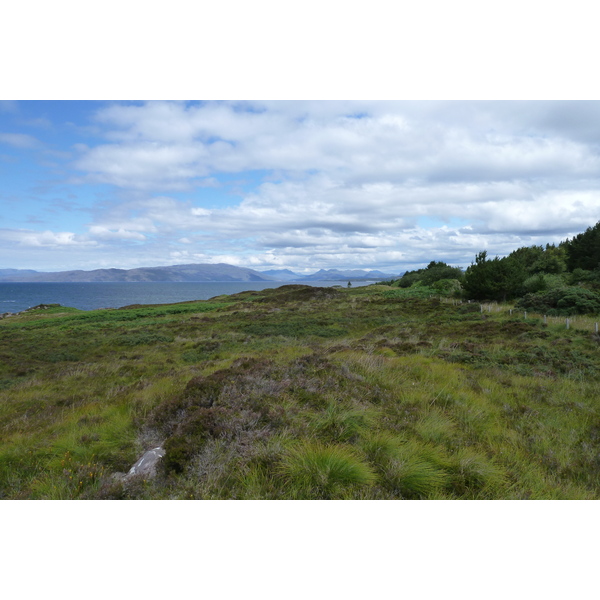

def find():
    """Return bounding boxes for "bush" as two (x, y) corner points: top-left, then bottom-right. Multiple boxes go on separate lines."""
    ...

(521, 274), (567, 294)
(161, 407), (230, 475)
(397, 262), (464, 289)
(432, 278), (463, 297)
(568, 268), (600, 290)
(516, 287), (600, 316)
(118, 332), (173, 346)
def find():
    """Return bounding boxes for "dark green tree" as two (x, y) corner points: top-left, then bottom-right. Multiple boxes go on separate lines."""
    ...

(531, 244), (567, 274)
(463, 251), (525, 301)
(397, 261), (463, 288)
(506, 244), (567, 276)
(507, 245), (545, 274)
(420, 261), (464, 286)
(564, 221), (600, 271)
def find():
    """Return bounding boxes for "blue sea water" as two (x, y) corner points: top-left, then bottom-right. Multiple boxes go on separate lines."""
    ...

(0, 281), (373, 313)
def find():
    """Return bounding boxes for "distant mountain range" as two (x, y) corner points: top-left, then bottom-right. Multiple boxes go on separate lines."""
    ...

(298, 268), (391, 281)
(0, 269), (39, 278)
(0, 263), (397, 283)
(259, 269), (301, 281)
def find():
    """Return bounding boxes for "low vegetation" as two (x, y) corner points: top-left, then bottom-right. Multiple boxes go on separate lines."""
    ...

(2, 282), (600, 500)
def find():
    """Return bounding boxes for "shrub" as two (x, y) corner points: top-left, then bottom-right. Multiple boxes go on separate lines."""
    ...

(181, 340), (221, 363)
(118, 332), (173, 346)
(432, 278), (463, 297)
(568, 268), (600, 290)
(516, 287), (600, 316)
(521, 273), (567, 294)
(45, 351), (80, 363)
(162, 434), (196, 475)
(161, 407), (230, 475)
(458, 303), (481, 314)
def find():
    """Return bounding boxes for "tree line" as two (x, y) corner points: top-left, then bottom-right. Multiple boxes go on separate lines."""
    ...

(386, 220), (600, 315)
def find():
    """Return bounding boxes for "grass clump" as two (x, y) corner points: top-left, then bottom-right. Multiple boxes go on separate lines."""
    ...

(446, 448), (508, 497)
(279, 442), (377, 499)
(362, 437), (450, 499)
(310, 402), (373, 442)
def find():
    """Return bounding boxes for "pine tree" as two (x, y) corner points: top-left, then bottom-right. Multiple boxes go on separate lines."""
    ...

(565, 221), (600, 271)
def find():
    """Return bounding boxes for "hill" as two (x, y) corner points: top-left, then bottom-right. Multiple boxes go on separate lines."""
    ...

(0, 264), (393, 283)
(298, 268), (392, 281)
(1, 283), (600, 500)
(0, 263), (279, 283)
(258, 269), (302, 281)
(0, 269), (39, 278)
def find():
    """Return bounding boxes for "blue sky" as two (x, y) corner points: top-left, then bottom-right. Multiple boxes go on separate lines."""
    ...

(2, 100), (600, 274)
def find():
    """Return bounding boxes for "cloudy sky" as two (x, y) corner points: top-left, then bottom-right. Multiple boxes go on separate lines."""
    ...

(1, 100), (599, 274)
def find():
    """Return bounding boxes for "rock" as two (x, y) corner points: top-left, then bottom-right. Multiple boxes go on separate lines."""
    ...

(124, 446), (165, 480)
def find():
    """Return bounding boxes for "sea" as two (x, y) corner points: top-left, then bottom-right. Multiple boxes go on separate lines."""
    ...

(0, 280), (374, 313)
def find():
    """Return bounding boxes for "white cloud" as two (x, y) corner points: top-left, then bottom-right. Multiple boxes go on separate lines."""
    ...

(74, 142), (210, 190)
(1, 229), (97, 248)
(88, 226), (147, 241)
(0, 132), (42, 149)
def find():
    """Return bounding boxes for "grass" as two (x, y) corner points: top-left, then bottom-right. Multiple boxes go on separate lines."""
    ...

(279, 441), (377, 499)
(2, 283), (600, 499)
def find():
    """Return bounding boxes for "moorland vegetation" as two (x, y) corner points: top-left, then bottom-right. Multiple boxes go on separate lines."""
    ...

(1, 222), (600, 499)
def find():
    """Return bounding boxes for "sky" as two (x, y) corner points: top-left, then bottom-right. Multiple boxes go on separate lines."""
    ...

(1, 99), (600, 274)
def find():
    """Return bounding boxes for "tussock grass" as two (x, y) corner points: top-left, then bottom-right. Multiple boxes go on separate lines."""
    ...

(378, 440), (450, 499)
(279, 441), (377, 499)
(310, 402), (375, 442)
(447, 448), (508, 497)
(414, 409), (457, 444)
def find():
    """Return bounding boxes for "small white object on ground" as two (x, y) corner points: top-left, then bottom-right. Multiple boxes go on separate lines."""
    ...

(125, 447), (165, 480)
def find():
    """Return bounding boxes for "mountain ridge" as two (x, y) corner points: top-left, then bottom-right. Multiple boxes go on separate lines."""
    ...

(0, 263), (278, 283)
(0, 263), (397, 282)
(297, 268), (391, 281)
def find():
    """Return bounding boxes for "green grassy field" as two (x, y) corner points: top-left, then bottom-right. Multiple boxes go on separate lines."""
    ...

(1, 284), (599, 499)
